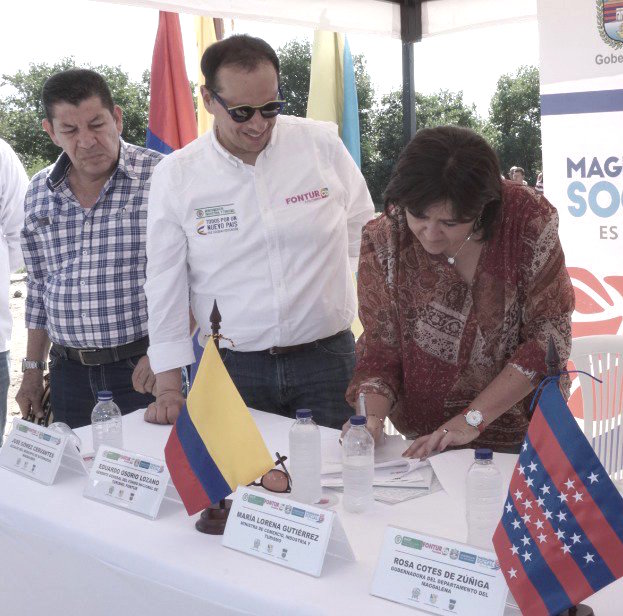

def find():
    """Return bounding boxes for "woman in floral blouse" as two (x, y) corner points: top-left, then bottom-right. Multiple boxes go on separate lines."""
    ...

(345, 126), (574, 455)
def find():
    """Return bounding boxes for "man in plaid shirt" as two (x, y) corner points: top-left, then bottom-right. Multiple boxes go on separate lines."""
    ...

(16, 69), (164, 429)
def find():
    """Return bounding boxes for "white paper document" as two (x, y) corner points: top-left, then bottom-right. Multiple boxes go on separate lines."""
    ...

(428, 449), (518, 505)
(373, 475), (443, 505)
(321, 457), (432, 489)
(321, 433), (413, 473)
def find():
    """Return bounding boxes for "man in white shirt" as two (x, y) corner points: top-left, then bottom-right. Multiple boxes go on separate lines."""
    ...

(145, 35), (374, 429)
(0, 139), (28, 444)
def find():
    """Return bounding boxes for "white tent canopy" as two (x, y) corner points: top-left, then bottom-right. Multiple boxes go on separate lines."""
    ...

(94, 0), (536, 39)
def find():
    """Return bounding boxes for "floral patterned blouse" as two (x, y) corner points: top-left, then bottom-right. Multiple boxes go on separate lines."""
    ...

(346, 182), (575, 449)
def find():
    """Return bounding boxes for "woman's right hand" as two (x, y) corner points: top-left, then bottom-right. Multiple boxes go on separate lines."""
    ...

(340, 414), (385, 444)
(364, 414), (385, 443)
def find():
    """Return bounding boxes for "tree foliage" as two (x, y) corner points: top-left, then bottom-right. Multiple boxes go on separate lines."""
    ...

(277, 39), (378, 204)
(367, 89), (482, 206)
(276, 41), (485, 207)
(486, 65), (541, 184)
(0, 50), (542, 199)
(277, 40), (312, 119)
(0, 58), (150, 176)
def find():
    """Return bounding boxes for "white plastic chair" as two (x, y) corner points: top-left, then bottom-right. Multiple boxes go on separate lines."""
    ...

(570, 335), (623, 487)
(384, 417), (402, 437)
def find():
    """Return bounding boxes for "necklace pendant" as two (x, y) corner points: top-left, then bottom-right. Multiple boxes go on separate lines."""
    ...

(447, 256), (455, 265)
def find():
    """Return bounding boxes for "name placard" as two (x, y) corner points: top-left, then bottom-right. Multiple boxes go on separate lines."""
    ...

(0, 419), (67, 485)
(371, 527), (507, 615)
(223, 487), (354, 577)
(83, 446), (170, 520)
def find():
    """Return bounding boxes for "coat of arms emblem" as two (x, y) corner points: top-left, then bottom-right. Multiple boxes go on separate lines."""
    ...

(598, 0), (623, 48)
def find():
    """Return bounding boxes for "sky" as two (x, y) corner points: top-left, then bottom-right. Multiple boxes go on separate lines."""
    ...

(0, 0), (540, 118)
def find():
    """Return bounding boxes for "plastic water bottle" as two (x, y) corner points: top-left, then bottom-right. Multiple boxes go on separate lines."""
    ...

(288, 409), (321, 504)
(91, 390), (123, 453)
(342, 415), (375, 513)
(466, 448), (503, 549)
(48, 422), (82, 451)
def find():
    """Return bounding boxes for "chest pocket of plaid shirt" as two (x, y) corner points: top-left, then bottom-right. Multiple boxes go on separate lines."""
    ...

(35, 215), (71, 274)
(112, 202), (147, 266)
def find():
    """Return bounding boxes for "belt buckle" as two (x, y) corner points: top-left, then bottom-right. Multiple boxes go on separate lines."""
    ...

(268, 346), (279, 356)
(78, 349), (99, 366)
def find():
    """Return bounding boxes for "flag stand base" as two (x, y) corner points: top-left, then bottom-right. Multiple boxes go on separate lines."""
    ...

(558, 605), (594, 616)
(195, 499), (232, 535)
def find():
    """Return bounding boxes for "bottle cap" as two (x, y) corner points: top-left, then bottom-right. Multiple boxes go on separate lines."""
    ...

(474, 448), (493, 460)
(97, 390), (113, 401)
(295, 409), (312, 419)
(350, 415), (366, 426)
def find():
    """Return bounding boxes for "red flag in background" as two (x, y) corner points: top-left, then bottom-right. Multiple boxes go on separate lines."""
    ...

(146, 11), (197, 153)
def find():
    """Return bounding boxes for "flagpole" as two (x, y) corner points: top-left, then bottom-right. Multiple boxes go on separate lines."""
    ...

(546, 335), (594, 616)
(546, 336), (560, 377)
(195, 300), (233, 535)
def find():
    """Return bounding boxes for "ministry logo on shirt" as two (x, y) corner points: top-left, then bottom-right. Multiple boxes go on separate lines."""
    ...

(284, 187), (329, 206)
(195, 204), (239, 235)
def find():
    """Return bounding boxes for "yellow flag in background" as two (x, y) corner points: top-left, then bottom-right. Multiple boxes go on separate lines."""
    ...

(306, 30), (361, 168)
(307, 31), (364, 339)
(195, 17), (225, 135)
(306, 31), (345, 130)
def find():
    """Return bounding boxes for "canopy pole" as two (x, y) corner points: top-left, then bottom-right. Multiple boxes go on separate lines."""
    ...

(400, 0), (421, 145)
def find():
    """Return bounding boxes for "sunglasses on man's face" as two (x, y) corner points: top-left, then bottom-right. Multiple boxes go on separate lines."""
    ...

(209, 88), (286, 123)
(248, 452), (292, 493)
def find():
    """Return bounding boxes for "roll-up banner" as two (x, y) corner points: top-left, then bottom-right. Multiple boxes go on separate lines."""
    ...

(538, 0), (623, 413)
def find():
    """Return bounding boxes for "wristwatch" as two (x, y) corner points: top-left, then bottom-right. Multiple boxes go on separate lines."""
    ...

(21, 359), (47, 372)
(463, 408), (486, 433)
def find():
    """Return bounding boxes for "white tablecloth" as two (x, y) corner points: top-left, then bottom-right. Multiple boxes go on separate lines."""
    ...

(1, 410), (620, 615)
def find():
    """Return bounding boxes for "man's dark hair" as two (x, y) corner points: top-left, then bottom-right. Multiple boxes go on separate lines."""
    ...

(42, 69), (114, 121)
(384, 126), (503, 241)
(200, 35), (280, 92)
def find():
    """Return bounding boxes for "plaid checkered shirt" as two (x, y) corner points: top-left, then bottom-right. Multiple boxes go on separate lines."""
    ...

(22, 139), (163, 349)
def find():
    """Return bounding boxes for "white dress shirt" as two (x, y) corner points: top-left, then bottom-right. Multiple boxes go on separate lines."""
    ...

(0, 139), (27, 353)
(146, 115), (375, 373)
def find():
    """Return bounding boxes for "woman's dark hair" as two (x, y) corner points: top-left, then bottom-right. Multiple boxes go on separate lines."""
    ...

(201, 35), (280, 92)
(42, 69), (114, 121)
(384, 126), (503, 241)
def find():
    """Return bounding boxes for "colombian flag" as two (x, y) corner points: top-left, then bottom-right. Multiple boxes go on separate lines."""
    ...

(164, 337), (274, 516)
(306, 31), (361, 167)
(146, 11), (197, 153)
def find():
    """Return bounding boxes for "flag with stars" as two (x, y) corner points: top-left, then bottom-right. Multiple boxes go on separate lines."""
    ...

(493, 378), (623, 615)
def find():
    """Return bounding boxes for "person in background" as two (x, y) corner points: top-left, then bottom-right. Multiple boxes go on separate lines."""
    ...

(511, 166), (528, 186)
(346, 126), (574, 455)
(0, 138), (28, 444)
(144, 35), (374, 429)
(535, 171), (544, 193)
(16, 69), (163, 429)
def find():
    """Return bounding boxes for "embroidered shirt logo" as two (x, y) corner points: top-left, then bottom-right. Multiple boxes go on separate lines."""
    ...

(284, 187), (329, 206)
(195, 204), (238, 235)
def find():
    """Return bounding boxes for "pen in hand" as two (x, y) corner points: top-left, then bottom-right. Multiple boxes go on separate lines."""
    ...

(358, 392), (367, 418)
(339, 392), (368, 446)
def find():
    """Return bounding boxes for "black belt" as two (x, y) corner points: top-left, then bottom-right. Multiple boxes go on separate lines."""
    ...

(265, 330), (349, 355)
(53, 337), (149, 366)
